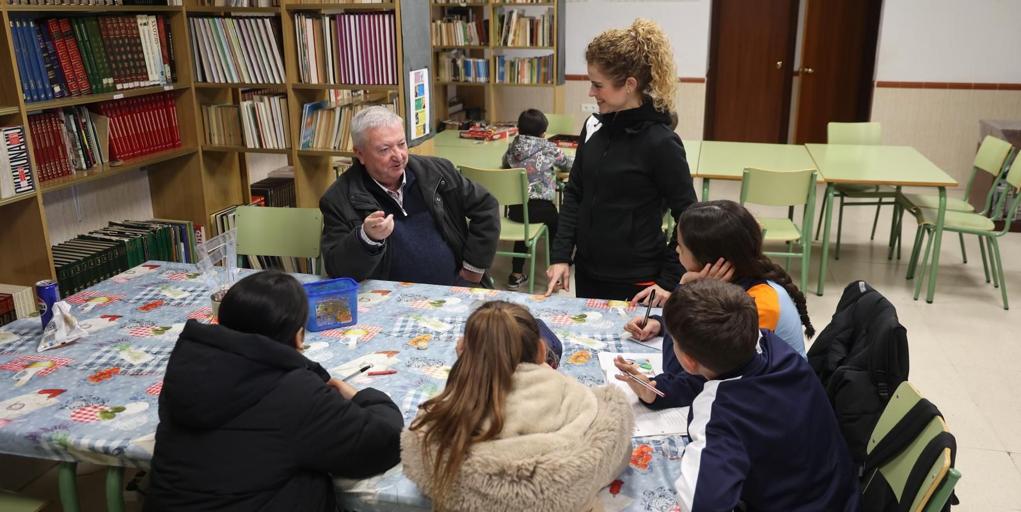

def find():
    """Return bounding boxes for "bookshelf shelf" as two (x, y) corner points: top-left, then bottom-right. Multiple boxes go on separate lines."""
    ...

(284, 2), (395, 12)
(22, 84), (186, 114)
(194, 82), (287, 90)
(492, 82), (555, 87)
(492, 2), (555, 6)
(434, 45), (488, 50)
(5, 4), (184, 12)
(435, 81), (488, 87)
(431, 2), (486, 5)
(202, 145), (290, 155)
(0, 192), (37, 209)
(296, 148), (355, 157)
(185, 6), (281, 14)
(491, 46), (555, 50)
(291, 83), (399, 91)
(40, 147), (197, 194)
(0, 106), (19, 116)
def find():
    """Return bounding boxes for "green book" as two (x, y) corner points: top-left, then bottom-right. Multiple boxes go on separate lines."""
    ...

(67, 19), (99, 95)
(84, 17), (115, 93)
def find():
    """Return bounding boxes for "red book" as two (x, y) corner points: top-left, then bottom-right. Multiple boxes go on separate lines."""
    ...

(26, 117), (45, 181)
(360, 14), (370, 84)
(370, 14), (380, 85)
(60, 19), (93, 95)
(103, 102), (126, 160)
(38, 114), (58, 180)
(149, 95), (167, 151)
(51, 114), (72, 178)
(124, 98), (144, 157)
(165, 92), (180, 148)
(124, 16), (149, 87)
(46, 20), (79, 96)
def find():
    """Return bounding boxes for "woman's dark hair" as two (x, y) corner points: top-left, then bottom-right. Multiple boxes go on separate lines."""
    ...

(516, 109), (548, 137)
(218, 270), (309, 346)
(677, 200), (815, 338)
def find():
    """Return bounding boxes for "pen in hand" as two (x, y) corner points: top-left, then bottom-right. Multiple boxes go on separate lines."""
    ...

(640, 290), (656, 328)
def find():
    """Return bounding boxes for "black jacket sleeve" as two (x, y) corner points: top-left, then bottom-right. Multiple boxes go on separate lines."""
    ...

(550, 123), (586, 264)
(320, 190), (385, 280)
(650, 133), (697, 289)
(293, 384), (404, 479)
(450, 162), (501, 270)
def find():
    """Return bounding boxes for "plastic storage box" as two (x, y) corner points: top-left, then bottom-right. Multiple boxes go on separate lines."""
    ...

(303, 277), (358, 331)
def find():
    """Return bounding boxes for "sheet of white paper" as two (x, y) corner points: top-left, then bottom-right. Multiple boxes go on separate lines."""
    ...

(598, 352), (689, 438)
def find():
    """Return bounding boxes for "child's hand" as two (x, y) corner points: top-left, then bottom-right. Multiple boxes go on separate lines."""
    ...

(613, 356), (660, 404)
(680, 258), (735, 285)
(624, 316), (661, 341)
(629, 284), (670, 308)
(327, 378), (358, 400)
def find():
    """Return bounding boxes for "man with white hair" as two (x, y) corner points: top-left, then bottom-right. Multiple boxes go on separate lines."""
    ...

(320, 107), (500, 286)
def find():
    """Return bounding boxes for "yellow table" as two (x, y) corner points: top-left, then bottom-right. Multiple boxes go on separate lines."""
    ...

(696, 141), (818, 200)
(806, 144), (958, 300)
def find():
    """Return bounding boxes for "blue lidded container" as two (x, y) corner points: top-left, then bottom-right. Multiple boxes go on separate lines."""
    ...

(303, 277), (358, 331)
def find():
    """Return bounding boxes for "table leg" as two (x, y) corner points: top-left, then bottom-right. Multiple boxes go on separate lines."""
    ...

(58, 462), (80, 512)
(106, 466), (125, 512)
(701, 178), (711, 201)
(887, 187), (903, 260)
(925, 187), (947, 303)
(816, 184), (835, 296)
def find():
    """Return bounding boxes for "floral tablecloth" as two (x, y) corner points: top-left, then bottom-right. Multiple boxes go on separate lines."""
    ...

(0, 262), (684, 511)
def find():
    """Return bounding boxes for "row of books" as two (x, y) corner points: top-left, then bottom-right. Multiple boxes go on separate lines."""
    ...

(432, 17), (486, 46)
(293, 12), (397, 85)
(0, 284), (34, 328)
(53, 219), (197, 296)
(495, 54), (554, 84)
(98, 92), (181, 163)
(5, 0), (182, 5)
(197, 0), (277, 5)
(201, 92), (290, 149)
(10, 16), (177, 103)
(496, 9), (553, 47)
(0, 126), (36, 199)
(291, 0), (383, 3)
(28, 107), (107, 183)
(189, 16), (286, 84)
(250, 177), (295, 207)
(299, 96), (396, 151)
(438, 52), (490, 83)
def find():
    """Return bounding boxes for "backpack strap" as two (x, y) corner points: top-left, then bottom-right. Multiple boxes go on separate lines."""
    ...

(865, 399), (942, 474)
(898, 431), (957, 512)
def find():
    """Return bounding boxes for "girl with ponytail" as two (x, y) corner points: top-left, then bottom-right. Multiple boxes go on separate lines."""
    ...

(402, 301), (633, 511)
(545, 19), (697, 301)
(626, 200), (813, 360)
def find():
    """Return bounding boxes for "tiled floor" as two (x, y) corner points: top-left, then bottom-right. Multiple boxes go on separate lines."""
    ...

(2, 183), (1018, 511)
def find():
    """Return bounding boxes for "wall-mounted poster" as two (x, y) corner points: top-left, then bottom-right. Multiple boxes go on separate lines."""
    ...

(408, 69), (431, 140)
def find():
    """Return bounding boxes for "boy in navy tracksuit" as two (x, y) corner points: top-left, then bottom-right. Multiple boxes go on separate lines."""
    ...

(615, 280), (859, 512)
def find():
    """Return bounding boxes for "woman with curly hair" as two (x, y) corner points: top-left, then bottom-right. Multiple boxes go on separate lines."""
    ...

(545, 19), (697, 302)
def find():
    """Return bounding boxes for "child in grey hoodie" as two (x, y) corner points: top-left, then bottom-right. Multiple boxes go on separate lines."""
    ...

(502, 109), (574, 289)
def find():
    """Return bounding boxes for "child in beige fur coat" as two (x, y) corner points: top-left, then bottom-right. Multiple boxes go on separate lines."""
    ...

(402, 300), (634, 512)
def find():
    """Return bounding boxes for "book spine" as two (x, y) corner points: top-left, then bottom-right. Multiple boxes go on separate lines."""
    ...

(45, 19), (79, 96)
(10, 21), (34, 103)
(37, 20), (69, 99)
(3, 127), (36, 194)
(27, 21), (57, 100)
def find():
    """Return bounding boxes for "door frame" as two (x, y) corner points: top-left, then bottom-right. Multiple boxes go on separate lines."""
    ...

(703, 0), (801, 143)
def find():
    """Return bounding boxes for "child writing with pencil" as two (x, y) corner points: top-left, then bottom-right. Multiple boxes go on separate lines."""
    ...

(615, 280), (859, 512)
(628, 200), (812, 357)
(402, 301), (633, 511)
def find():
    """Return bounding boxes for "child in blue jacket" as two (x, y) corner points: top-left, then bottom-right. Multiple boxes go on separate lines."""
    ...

(615, 280), (859, 512)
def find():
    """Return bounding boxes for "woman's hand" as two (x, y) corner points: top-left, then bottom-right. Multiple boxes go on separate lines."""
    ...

(624, 316), (662, 341)
(613, 356), (660, 404)
(327, 378), (358, 400)
(545, 263), (571, 296)
(629, 284), (671, 308)
(680, 258), (735, 285)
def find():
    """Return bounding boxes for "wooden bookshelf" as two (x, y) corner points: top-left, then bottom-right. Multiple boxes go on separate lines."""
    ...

(429, 0), (564, 124)
(291, 83), (400, 91)
(0, 191), (36, 208)
(202, 145), (290, 154)
(22, 84), (187, 113)
(5, 4), (183, 12)
(193, 83), (287, 90)
(186, 6), (281, 14)
(284, 2), (395, 11)
(0, 106), (20, 116)
(39, 147), (198, 194)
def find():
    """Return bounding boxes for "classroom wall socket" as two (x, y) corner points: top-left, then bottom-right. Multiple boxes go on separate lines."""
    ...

(580, 103), (599, 113)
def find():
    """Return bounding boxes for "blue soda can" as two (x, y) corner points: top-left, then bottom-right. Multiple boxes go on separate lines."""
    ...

(35, 280), (60, 329)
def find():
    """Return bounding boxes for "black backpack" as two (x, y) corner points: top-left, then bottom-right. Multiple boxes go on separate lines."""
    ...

(808, 281), (910, 466)
(861, 390), (959, 512)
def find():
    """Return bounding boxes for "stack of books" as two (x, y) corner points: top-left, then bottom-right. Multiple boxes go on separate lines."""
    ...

(52, 219), (197, 295)
(189, 16), (285, 84)
(10, 15), (178, 103)
(203, 92), (289, 149)
(432, 16), (486, 46)
(494, 54), (554, 84)
(293, 12), (397, 85)
(250, 177), (295, 207)
(27, 106), (108, 182)
(438, 51), (489, 83)
(496, 8), (553, 47)
(299, 95), (397, 152)
(0, 284), (34, 327)
(7, 1), (184, 4)
(0, 126), (35, 199)
(197, 0), (278, 6)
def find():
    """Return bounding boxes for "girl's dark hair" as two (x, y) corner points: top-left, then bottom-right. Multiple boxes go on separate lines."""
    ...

(218, 270), (309, 346)
(516, 109), (548, 137)
(677, 200), (815, 338)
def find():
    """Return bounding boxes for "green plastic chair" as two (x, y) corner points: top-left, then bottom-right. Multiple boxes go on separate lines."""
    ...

(897, 135), (1013, 264)
(864, 382), (960, 512)
(460, 166), (549, 293)
(235, 206), (324, 275)
(544, 113), (577, 137)
(0, 491), (45, 512)
(907, 152), (1021, 309)
(814, 122), (894, 259)
(739, 168), (817, 290)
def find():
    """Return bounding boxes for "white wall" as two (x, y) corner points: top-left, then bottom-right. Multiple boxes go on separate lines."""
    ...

(564, 0), (711, 77)
(875, 0), (1021, 82)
